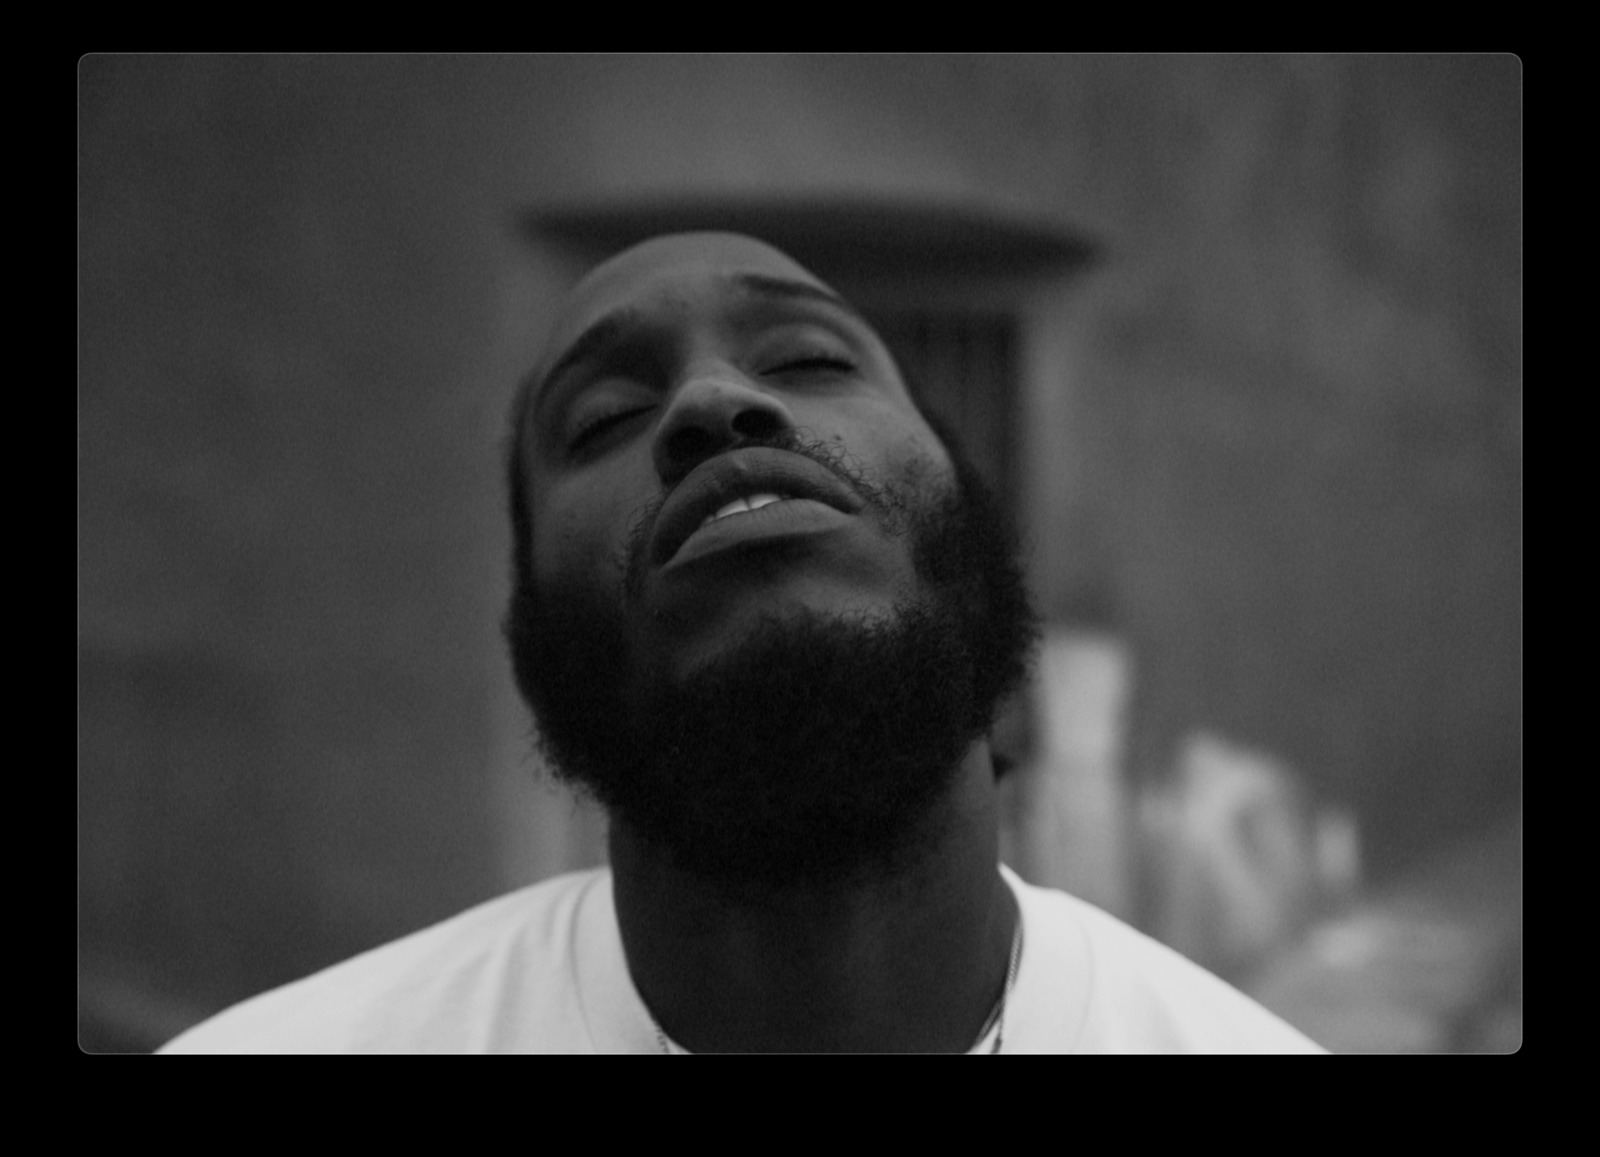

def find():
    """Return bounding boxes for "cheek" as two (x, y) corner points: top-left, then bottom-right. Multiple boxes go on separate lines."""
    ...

(530, 475), (651, 594)
(844, 403), (955, 492)
(892, 426), (954, 487)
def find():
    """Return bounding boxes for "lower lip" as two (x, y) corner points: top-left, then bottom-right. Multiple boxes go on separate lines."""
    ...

(665, 498), (852, 568)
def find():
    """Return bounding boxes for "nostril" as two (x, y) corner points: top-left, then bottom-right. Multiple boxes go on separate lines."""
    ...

(665, 425), (717, 464)
(731, 409), (785, 441)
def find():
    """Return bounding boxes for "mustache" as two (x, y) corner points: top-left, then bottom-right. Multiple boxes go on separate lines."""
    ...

(619, 431), (913, 598)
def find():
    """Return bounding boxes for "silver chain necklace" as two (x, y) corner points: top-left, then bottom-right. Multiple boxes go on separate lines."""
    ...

(650, 913), (1024, 1054)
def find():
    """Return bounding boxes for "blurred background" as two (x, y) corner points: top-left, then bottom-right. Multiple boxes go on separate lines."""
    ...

(79, 54), (1521, 1053)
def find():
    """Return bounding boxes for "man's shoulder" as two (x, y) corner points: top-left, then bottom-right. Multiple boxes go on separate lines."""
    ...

(159, 868), (609, 1054)
(1006, 871), (1325, 1054)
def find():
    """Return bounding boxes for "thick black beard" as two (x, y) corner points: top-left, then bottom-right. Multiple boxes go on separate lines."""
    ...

(505, 437), (1037, 892)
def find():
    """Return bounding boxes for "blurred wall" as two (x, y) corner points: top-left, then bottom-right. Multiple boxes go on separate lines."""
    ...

(78, 54), (1520, 1047)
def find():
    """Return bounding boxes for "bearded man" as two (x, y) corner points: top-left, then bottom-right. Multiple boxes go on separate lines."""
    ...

(162, 233), (1322, 1053)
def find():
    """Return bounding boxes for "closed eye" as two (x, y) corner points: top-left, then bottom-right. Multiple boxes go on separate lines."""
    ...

(569, 406), (653, 453)
(763, 355), (856, 377)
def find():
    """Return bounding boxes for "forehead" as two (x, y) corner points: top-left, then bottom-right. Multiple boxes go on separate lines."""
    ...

(538, 233), (851, 374)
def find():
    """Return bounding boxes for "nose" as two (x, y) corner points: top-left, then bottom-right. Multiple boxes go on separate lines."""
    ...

(651, 364), (797, 485)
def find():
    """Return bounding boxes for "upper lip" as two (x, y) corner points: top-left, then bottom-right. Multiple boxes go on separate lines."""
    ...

(650, 447), (867, 566)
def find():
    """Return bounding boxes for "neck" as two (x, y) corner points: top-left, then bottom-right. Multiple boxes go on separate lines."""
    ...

(609, 740), (1017, 1053)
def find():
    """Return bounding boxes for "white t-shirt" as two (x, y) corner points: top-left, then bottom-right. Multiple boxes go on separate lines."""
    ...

(159, 866), (1324, 1054)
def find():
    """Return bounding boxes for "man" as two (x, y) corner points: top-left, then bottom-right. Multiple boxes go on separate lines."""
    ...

(162, 233), (1322, 1053)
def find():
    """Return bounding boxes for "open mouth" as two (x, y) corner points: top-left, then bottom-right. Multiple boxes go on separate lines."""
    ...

(697, 491), (787, 529)
(650, 449), (867, 567)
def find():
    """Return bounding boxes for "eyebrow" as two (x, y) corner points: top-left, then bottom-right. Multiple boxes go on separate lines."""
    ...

(728, 272), (870, 326)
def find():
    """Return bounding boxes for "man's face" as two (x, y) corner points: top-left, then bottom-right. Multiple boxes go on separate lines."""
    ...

(517, 232), (955, 681)
(507, 233), (1036, 889)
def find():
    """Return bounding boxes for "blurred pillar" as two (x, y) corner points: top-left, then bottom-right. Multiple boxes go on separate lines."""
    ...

(1009, 630), (1133, 918)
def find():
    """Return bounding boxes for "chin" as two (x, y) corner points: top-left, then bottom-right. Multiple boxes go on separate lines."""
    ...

(652, 599), (913, 689)
(603, 595), (985, 891)
(636, 537), (916, 649)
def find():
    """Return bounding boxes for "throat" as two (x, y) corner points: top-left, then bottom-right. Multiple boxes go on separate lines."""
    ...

(609, 744), (1017, 1053)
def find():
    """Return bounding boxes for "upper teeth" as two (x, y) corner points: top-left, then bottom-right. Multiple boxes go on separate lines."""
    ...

(702, 492), (784, 528)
